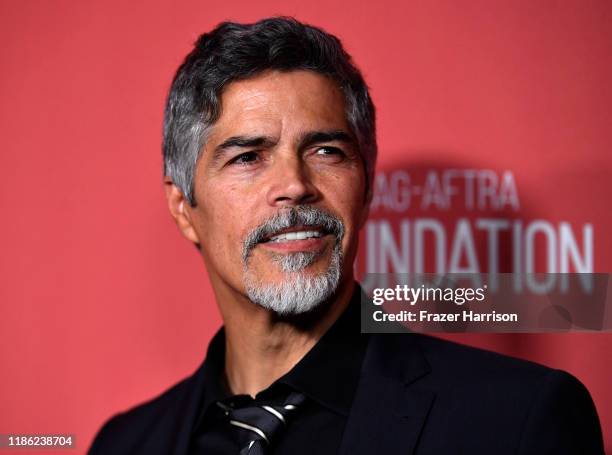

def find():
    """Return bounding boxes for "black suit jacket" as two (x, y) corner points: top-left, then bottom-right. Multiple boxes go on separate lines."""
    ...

(89, 333), (604, 454)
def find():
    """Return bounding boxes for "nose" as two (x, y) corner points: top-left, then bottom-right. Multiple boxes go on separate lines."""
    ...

(265, 152), (319, 208)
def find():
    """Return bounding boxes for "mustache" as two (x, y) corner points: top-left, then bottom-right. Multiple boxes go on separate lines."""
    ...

(241, 206), (345, 263)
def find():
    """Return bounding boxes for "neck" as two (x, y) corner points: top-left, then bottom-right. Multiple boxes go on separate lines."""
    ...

(218, 279), (356, 397)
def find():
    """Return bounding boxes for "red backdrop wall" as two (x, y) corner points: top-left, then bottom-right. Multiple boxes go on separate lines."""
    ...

(0, 1), (610, 452)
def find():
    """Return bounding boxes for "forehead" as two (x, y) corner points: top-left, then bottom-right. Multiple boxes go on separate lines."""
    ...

(212, 70), (349, 136)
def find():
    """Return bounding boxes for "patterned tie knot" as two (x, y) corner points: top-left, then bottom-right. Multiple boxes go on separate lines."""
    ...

(218, 391), (306, 454)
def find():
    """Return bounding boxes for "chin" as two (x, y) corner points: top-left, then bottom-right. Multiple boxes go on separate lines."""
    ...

(244, 253), (342, 316)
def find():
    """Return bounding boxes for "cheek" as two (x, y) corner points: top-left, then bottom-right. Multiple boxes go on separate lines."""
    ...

(196, 191), (238, 242)
(318, 182), (366, 248)
(320, 170), (366, 216)
(197, 183), (262, 252)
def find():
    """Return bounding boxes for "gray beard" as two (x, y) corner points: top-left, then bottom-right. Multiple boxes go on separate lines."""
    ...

(243, 244), (342, 315)
(241, 206), (345, 316)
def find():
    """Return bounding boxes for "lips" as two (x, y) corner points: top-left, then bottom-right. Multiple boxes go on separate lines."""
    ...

(266, 229), (324, 243)
(260, 227), (328, 254)
(241, 206), (345, 263)
(258, 223), (330, 244)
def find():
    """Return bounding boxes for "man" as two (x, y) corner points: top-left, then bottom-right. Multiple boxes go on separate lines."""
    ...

(89, 17), (603, 454)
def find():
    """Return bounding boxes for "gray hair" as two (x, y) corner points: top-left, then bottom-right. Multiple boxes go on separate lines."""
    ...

(162, 17), (377, 206)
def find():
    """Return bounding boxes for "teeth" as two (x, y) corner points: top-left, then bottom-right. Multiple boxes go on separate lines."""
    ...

(269, 230), (322, 242)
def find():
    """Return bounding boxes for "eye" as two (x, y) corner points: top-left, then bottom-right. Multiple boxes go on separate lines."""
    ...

(315, 146), (345, 157)
(312, 146), (347, 163)
(228, 151), (259, 166)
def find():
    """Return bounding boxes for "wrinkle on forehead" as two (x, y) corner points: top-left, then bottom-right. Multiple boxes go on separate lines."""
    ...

(213, 70), (348, 139)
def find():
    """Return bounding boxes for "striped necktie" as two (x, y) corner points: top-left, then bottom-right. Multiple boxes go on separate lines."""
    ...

(218, 391), (306, 454)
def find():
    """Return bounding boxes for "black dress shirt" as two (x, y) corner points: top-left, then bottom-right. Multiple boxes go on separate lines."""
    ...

(189, 290), (368, 454)
(89, 282), (604, 454)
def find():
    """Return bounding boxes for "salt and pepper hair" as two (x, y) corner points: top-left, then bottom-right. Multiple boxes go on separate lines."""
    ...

(162, 16), (377, 206)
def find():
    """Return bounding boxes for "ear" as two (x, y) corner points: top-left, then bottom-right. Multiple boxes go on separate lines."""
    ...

(164, 177), (201, 245)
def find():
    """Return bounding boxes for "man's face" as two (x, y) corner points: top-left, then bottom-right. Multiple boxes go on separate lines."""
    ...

(175, 70), (368, 314)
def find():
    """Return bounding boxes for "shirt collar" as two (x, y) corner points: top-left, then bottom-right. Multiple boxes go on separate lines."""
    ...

(199, 326), (229, 412)
(198, 284), (368, 421)
(277, 286), (367, 416)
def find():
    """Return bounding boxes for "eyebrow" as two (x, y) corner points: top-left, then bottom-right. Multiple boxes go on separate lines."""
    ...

(298, 130), (355, 149)
(210, 129), (356, 165)
(211, 135), (278, 166)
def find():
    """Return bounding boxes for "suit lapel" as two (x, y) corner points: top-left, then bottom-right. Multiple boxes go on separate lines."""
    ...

(339, 334), (435, 455)
(131, 352), (208, 455)
(126, 331), (218, 455)
(170, 356), (208, 455)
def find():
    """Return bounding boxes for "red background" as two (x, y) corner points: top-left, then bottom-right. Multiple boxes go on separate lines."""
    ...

(0, 1), (610, 452)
